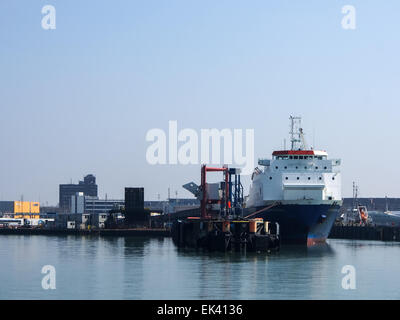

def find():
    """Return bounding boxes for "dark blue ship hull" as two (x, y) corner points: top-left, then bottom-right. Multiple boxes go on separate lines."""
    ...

(253, 204), (341, 245)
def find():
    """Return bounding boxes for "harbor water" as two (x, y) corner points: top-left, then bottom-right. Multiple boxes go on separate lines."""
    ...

(0, 235), (399, 300)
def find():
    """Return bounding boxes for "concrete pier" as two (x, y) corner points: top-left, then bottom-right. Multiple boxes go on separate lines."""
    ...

(329, 224), (400, 242)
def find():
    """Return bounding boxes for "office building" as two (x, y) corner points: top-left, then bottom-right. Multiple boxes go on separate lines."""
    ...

(59, 174), (98, 210)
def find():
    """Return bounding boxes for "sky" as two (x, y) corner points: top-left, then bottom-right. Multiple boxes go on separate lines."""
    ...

(1, 0), (400, 205)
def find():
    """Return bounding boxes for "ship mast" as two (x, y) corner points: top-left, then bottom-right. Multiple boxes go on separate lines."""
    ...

(289, 116), (307, 150)
(352, 181), (359, 210)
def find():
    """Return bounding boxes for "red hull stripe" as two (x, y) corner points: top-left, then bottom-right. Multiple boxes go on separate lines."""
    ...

(307, 237), (327, 246)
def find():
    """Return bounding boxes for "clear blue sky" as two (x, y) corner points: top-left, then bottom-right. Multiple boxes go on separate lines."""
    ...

(1, 1), (399, 205)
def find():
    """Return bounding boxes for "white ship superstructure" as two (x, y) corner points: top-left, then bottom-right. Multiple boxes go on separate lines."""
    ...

(248, 150), (341, 206)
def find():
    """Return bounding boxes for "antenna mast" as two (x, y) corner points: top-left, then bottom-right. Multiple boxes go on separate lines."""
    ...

(289, 116), (305, 150)
(352, 182), (359, 209)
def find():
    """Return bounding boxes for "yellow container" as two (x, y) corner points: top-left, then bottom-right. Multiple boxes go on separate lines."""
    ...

(30, 202), (40, 214)
(14, 201), (40, 214)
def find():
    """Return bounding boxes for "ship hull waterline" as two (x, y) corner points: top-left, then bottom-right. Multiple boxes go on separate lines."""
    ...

(248, 203), (341, 245)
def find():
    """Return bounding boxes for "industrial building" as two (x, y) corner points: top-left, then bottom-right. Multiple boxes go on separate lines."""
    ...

(0, 201), (14, 214)
(0, 201), (40, 217)
(0, 182), (200, 230)
(70, 192), (198, 216)
(85, 197), (124, 214)
(69, 193), (124, 214)
(59, 174), (98, 211)
(54, 212), (108, 230)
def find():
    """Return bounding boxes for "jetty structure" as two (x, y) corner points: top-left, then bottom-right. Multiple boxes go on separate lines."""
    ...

(172, 165), (280, 252)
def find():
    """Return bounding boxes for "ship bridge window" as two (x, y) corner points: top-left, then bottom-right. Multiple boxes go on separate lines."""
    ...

(289, 156), (293, 159)
(294, 156), (299, 159)
(299, 156), (304, 159)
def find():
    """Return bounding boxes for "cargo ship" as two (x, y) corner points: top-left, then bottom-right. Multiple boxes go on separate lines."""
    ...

(246, 116), (342, 245)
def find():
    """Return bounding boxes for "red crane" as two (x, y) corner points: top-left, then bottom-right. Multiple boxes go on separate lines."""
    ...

(200, 165), (229, 219)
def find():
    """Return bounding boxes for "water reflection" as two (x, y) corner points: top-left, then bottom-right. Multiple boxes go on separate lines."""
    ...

(1, 236), (400, 299)
(279, 243), (335, 257)
(171, 242), (336, 299)
(123, 237), (150, 256)
(175, 242), (334, 261)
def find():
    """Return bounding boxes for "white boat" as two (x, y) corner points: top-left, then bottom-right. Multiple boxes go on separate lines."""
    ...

(246, 116), (342, 245)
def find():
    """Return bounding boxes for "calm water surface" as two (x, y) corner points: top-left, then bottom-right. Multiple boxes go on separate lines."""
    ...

(0, 235), (399, 299)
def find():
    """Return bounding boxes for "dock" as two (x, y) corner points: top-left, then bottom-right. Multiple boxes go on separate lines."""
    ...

(0, 227), (171, 237)
(329, 224), (400, 242)
(172, 218), (280, 252)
